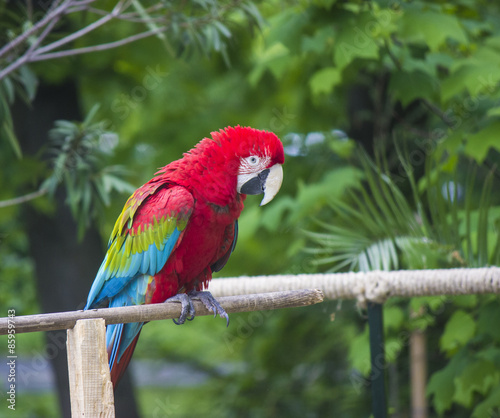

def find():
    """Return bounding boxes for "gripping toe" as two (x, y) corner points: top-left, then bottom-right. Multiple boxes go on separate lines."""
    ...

(166, 293), (196, 325)
(188, 290), (229, 327)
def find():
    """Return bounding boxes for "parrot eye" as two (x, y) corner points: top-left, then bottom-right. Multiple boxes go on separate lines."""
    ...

(246, 156), (259, 165)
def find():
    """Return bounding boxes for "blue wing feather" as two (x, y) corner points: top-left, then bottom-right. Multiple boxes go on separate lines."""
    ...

(84, 185), (194, 381)
(85, 185), (192, 309)
(105, 274), (153, 365)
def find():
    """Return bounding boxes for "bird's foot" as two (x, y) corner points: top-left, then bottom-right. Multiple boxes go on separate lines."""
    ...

(166, 293), (196, 325)
(188, 290), (229, 327)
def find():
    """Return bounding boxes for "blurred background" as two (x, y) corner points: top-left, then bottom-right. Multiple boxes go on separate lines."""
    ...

(1, 0), (500, 417)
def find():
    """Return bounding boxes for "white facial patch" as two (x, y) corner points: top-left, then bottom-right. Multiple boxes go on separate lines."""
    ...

(238, 155), (271, 175)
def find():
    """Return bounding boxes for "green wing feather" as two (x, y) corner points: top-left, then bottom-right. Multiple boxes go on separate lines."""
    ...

(85, 184), (194, 308)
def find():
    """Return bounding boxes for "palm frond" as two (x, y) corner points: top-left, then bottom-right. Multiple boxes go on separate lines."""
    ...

(304, 144), (500, 273)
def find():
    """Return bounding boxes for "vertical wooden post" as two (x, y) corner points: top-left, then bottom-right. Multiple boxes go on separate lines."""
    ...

(67, 318), (115, 417)
(410, 329), (427, 418)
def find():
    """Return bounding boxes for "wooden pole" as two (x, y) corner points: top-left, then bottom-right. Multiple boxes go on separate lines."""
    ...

(410, 329), (428, 418)
(67, 318), (115, 417)
(0, 289), (324, 335)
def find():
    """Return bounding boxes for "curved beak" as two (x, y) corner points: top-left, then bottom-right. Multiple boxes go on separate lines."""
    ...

(237, 164), (283, 206)
(260, 164), (283, 206)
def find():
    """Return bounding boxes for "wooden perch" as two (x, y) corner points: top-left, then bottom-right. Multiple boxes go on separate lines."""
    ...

(0, 289), (324, 335)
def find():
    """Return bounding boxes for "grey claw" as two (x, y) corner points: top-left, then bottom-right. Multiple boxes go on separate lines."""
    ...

(188, 290), (229, 327)
(166, 293), (196, 325)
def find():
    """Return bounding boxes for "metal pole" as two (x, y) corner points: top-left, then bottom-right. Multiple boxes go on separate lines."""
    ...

(367, 302), (388, 418)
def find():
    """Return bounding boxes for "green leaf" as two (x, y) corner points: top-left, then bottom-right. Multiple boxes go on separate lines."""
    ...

(328, 137), (355, 158)
(383, 305), (404, 331)
(2, 77), (15, 103)
(453, 359), (500, 407)
(83, 104), (100, 126)
(2, 120), (22, 159)
(410, 296), (447, 316)
(427, 362), (457, 415)
(472, 385), (500, 418)
(102, 173), (135, 195)
(398, 49), (437, 78)
(290, 166), (363, 223)
(309, 67), (341, 96)
(486, 107), (500, 118)
(426, 52), (455, 73)
(260, 196), (294, 231)
(477, 302), (500, 343)
(237, 204), (261, 242)
(248, 42), (290, 86)
(348, 326), (371, 376)
(398, 9), (468, 52)
(302, 26), (335, 54)
(440, 310), (476, 355)
(427, 350), (470, 415)
(265, 7), (309, 53)
(477, 347), (500, 368)
(464, 121), (500, 162)
(312, 0), (338, 10)
(452, 295), (478, 309)
(242, 2), (266, 29)
(450, 46), (500, 72)
(389, 70), (438, 107)
(441, 64), (500, 103)
(18, 66), (38, 101)
(334, 24), (380, 70)
(213, 21), (231, 39)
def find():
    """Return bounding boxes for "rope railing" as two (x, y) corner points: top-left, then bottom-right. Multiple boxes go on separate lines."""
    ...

(207, 266), (500, 418)
(209, 267), (500, 307)
(5, 268), (496, 336)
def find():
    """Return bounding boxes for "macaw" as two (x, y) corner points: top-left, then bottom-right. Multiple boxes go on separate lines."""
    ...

(85, 126), (284, 387)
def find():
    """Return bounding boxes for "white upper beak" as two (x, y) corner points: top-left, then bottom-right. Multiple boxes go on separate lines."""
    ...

(260, 164), (283, 206)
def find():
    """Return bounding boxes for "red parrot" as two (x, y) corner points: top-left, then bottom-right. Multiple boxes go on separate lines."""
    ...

(85, 126), (284, 387)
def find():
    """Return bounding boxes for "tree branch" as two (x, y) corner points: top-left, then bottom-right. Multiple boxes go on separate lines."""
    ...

(419, 98), (454, 128)
(25, 13), (62, 56)
(0, 188), (47, 208)
(0, 289), (324, 335)
(33, 1), (126, 57)
(0, 0), (245, 81)
(0, 0), (76, 59)
(29, 26), (168, 61)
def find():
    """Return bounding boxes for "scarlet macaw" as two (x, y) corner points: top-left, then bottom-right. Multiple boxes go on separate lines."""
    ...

(85, 126), (284, 386)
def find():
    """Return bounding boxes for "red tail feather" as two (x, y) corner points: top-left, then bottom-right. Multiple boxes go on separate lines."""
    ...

(108, 331), (141, 389)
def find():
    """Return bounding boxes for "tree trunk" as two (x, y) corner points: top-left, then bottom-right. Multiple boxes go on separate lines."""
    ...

(13, 82), (140, 418)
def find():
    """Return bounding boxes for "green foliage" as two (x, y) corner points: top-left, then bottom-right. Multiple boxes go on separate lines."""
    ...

(40, 106), (135, 237)
(0, 67), (38, 158)
(149, 0), (265, 65)
(3, 0), (500, 417)
(427, 349), (470, 415)
(439, 310), (476, 356)
(215, 302), (372, 417)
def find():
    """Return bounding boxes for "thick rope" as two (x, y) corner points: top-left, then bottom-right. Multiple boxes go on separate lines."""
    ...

(209, 267), (500, 308)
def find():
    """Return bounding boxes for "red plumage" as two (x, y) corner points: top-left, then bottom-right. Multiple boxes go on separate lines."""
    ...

(86, 126), (285, 387)
(146, 126), (284, 299)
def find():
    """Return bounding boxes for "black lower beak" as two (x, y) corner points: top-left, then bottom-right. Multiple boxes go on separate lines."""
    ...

(240, 169), (270, 195)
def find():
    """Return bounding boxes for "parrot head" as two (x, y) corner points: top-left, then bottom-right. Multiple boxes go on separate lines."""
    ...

(217, 126), (285, 206)
(170, 126), (284, 207)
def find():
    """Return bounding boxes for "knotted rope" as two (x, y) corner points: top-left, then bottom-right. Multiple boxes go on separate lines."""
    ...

(210, 267), (500, 308)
